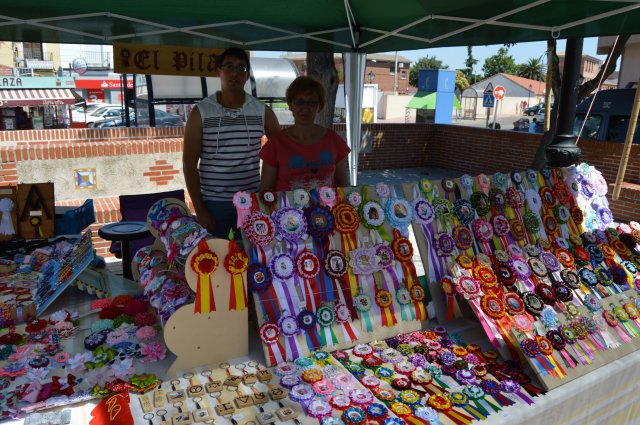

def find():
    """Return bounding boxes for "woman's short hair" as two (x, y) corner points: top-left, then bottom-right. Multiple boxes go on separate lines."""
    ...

(218, 47), (250, 72)
(286, 76), (326, 110)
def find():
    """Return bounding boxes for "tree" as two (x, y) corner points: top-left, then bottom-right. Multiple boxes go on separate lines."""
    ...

(464, 46), (478, 83)
(409, 56), (448, 87)
(455, 70), (469, 92)
(306, 52), (339, 127)
(482, 47), (517, 78)
(517, 57), (546, 81)
(530, 35), (630, 168)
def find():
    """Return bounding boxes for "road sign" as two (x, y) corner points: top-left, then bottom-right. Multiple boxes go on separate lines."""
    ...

(483, 94), (495, 108)
(483, 82), (494, 95)
(494, 85), (506, 100)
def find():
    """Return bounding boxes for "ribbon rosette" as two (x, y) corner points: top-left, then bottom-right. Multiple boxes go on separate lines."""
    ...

(191, 239), (218, 314)
(278, 313), (302, 361)
(319, 187), (337, 208)
(385, 197), (414, 235)
(305, 205), (334, 239)
(454, 275), (482, 300)
(453, 199), (476, 226)
(232, 191), (252, 228)
(295, 250), (322, 309)
(316, 305), (339, 347)
(247, 264), (272, 293)
(353, 292), (374, 333)
(224, 240), (249, 311)
(272, 206), (308, 242)
(243, 211), (275, 247)
(470, 192), (491, 217)
(259, 322), (285, 365)
(360, 201), (385, 229)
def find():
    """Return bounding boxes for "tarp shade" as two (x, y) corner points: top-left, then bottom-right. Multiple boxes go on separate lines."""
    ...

(0, 89), (84, 107)
(0, 1), (639, 53)
(406, 91), (462, 110)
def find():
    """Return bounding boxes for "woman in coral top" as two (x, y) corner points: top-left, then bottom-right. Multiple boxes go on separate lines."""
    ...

(260, 76), (350, 192)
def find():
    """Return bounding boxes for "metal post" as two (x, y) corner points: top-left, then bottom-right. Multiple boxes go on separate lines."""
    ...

(545, 37), (583, 167)
(492, 100), (498, 129)
(612, 79), (640, 200)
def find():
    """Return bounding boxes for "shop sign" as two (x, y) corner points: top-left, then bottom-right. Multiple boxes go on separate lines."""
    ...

(74, 79), (134, 89)
(114, 42), (224, 77)
(0, 76), (75, 89)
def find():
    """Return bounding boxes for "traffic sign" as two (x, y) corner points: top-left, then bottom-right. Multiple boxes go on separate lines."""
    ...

(494, 85), (506, 100)
(483, 82), (494, 95)
(483, 94), (495, 108)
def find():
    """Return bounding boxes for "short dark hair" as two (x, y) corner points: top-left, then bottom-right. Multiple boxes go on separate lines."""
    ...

(286, 76), (326, 110)
(218, 47), (250, 72)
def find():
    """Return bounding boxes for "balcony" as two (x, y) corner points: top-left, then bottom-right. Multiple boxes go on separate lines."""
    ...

(83, 51), (111, 70)
(25, 59), (54, 70)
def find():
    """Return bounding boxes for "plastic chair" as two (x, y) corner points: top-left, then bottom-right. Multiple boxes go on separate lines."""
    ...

(109, 189), (185, 259)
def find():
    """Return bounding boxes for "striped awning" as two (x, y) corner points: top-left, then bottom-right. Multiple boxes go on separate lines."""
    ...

(0, 89), (84, 108)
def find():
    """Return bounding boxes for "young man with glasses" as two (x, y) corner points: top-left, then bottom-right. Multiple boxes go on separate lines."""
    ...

(183, 47), (280, 238)
(260, 76), (350, 192)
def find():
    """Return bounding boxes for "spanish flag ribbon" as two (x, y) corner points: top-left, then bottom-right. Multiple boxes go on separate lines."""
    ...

(191, 239), (218, 314)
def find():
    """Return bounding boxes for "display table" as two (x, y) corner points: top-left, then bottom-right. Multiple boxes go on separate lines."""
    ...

(98, 221), (150, 279)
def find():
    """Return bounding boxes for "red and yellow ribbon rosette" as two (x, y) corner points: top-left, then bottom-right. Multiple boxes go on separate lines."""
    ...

(191, 239), (218, 314)
(224, 240), (249, 311)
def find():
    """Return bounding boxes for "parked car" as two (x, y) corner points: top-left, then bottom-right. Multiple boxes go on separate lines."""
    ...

(85, 107), (127, 126)
(90, 109), (184, 128)
(71, 103), (121, 124)
(512, 117), (530, 132)
(574, 89), (639, 143)
(135, 109), (184, 127)
(524, 102), (553, 116)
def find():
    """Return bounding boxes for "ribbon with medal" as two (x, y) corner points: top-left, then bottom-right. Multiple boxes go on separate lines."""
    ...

(350, 246), (378, 333)
(259, 321), (285, 365)
(372, 241), (399, 327)
(190, 239), (218, 314)
(392, 229), (427, 321)
(324, 249), (359, 343)
(224, 240), (249, 311)
(334, 188), (362, 297)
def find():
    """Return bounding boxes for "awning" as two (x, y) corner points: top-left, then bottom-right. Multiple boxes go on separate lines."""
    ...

(0, 89), (84, 108)
(406, 92), (461, 110)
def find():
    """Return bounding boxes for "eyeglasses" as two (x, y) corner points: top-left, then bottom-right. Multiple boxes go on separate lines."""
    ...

(292, 98), (320, 107)
(219, 63), (248, 73)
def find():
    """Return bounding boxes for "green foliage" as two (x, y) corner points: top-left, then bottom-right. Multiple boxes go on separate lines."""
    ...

(409, 56), (449, 87)
(463, 46), (478, 82)
(455, 70), (469, 91)
(517, 57), (546, 81)
(482, 47), (517, 78)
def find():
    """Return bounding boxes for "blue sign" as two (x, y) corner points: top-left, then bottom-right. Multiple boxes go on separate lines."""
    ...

(483, 94), (495, 108)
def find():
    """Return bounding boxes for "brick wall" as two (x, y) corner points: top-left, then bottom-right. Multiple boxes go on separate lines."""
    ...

(1, 124), (638, 257)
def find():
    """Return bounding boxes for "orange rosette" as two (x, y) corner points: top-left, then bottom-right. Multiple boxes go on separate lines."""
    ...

(333, 203), (360, 234)
(480, 294), (505, 319)
(456, 254), (473, 270)
(375, 289), (397, 327)
(555, 248), (575, 268)
(599, 243), (616, 260)
(191, 239), (219, 314)
(224, 240), (249, 311)
(474, 266), (498, 290)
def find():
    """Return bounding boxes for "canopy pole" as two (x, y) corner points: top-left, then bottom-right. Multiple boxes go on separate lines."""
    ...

(612, 78), (640, 201)
(343, 52), (366, 186)
(545, 37), (582, 167)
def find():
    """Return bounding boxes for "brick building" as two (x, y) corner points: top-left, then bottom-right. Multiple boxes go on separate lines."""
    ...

(284, 53), (412, 94)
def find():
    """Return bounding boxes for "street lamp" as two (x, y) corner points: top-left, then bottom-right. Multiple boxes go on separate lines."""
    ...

(367, 71), (375, 84)
(528, 84), (532, 107)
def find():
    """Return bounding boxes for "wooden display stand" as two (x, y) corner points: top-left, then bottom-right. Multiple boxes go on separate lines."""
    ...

(16, 182), (55, 239)
(164, 238), (249, 377)
(142, 198), (250, 377)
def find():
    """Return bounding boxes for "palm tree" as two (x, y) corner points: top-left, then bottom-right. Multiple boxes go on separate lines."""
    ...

(517, 57), (546, 81)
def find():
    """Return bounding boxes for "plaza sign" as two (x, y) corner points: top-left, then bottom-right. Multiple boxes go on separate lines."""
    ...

(0, 76), (75, 89)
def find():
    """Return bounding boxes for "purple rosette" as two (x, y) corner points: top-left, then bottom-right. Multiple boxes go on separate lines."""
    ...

(540, 252), (561, 272)
(272, 206), (308, 242)
(270, 253), (295, 281)
(408, 353), (428, 369)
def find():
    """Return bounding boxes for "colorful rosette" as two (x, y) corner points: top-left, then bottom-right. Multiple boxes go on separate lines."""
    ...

(452, 226), (473, 250)
(480, 294), (505, 319)
(523, 211), (541, 233)
(470, 192), (491, 216)
(243, 211), (275, 246)
(385, 197), (414, 233)
(247, 264), (271, 293)
(472, 218), (494, 242)
(260, 190), (278, 207)
(522, 292), (544, 316)
(259, 322), (280, 344)
(292, 188), (311, 208)
(506, 186), (525, 209)
(455, 275), (482, 299)
(324, 250), (348, 278)
(305, 205), (334, 239)
(297, 309), (317, 330)
(375, 243), (395, 268)
(375, 289), (393, 309)
(333, 203), (360, 234)
(295, 251), (320, 280)
(359, 201), (385, 229)
(272, 206), (308, 242)
(319, 186), (337, 207)
(509, 219), (526, 241)
(432, 197), (453, 221)
(342, 407), (367, 425)
(489, 188), (506, 211)
(353, 293), (373, 313)
(278, 314), (301, 337)
(434, 232), (456, 257)
(316, 305), (335, 327)
(492, 215), (510, 236)
(540, 252), (561, 272)
(347, 191), (362, 208)
(503, 293), (525, 315)
(453, 199), (476, 226)
(392, 234), (414, 262)
(413, 198), (435, 225)
(232, 191), (252, 228)
(270, 253), (295, 280)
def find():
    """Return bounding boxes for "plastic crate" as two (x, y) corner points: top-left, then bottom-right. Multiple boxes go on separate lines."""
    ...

(55, 199), (95, 235)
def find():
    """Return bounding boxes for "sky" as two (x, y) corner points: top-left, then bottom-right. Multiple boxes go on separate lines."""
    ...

(254, 37), (611, 73)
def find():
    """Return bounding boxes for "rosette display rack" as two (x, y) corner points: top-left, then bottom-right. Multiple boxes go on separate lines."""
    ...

(34, 230), (95, 316)
(236, 186), (429, 367)
(403, 164), (640, 390)
(134, 197), (249, 377)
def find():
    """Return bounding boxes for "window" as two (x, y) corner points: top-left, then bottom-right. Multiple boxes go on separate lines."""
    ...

(389, 65), (395, 75)
(22, 42), (43, 60)
(606, 115), (640, 143)
(401, 71), (407, 80)
(573, 114), (602, 140)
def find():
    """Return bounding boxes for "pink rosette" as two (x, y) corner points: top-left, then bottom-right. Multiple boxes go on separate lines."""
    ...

(349, 388), (374, 406)
(492, 215), (510, 237)
(232, 191), (253, 228)
(506, 186), (525, 209)
(307, 398), (332, 419)
(455, 275), (482, 299)
(243, 211), (275, 247)
(347, 191), (362, 208)
(319, 186), (337, 208)
(376, 182), (391, 199)
(472, 218), (494, 242)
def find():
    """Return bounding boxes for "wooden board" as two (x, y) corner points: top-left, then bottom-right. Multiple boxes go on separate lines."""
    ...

(16, 182), (55, 239)
(0, 185), (18, 241)
(164, 238), (249, 378)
